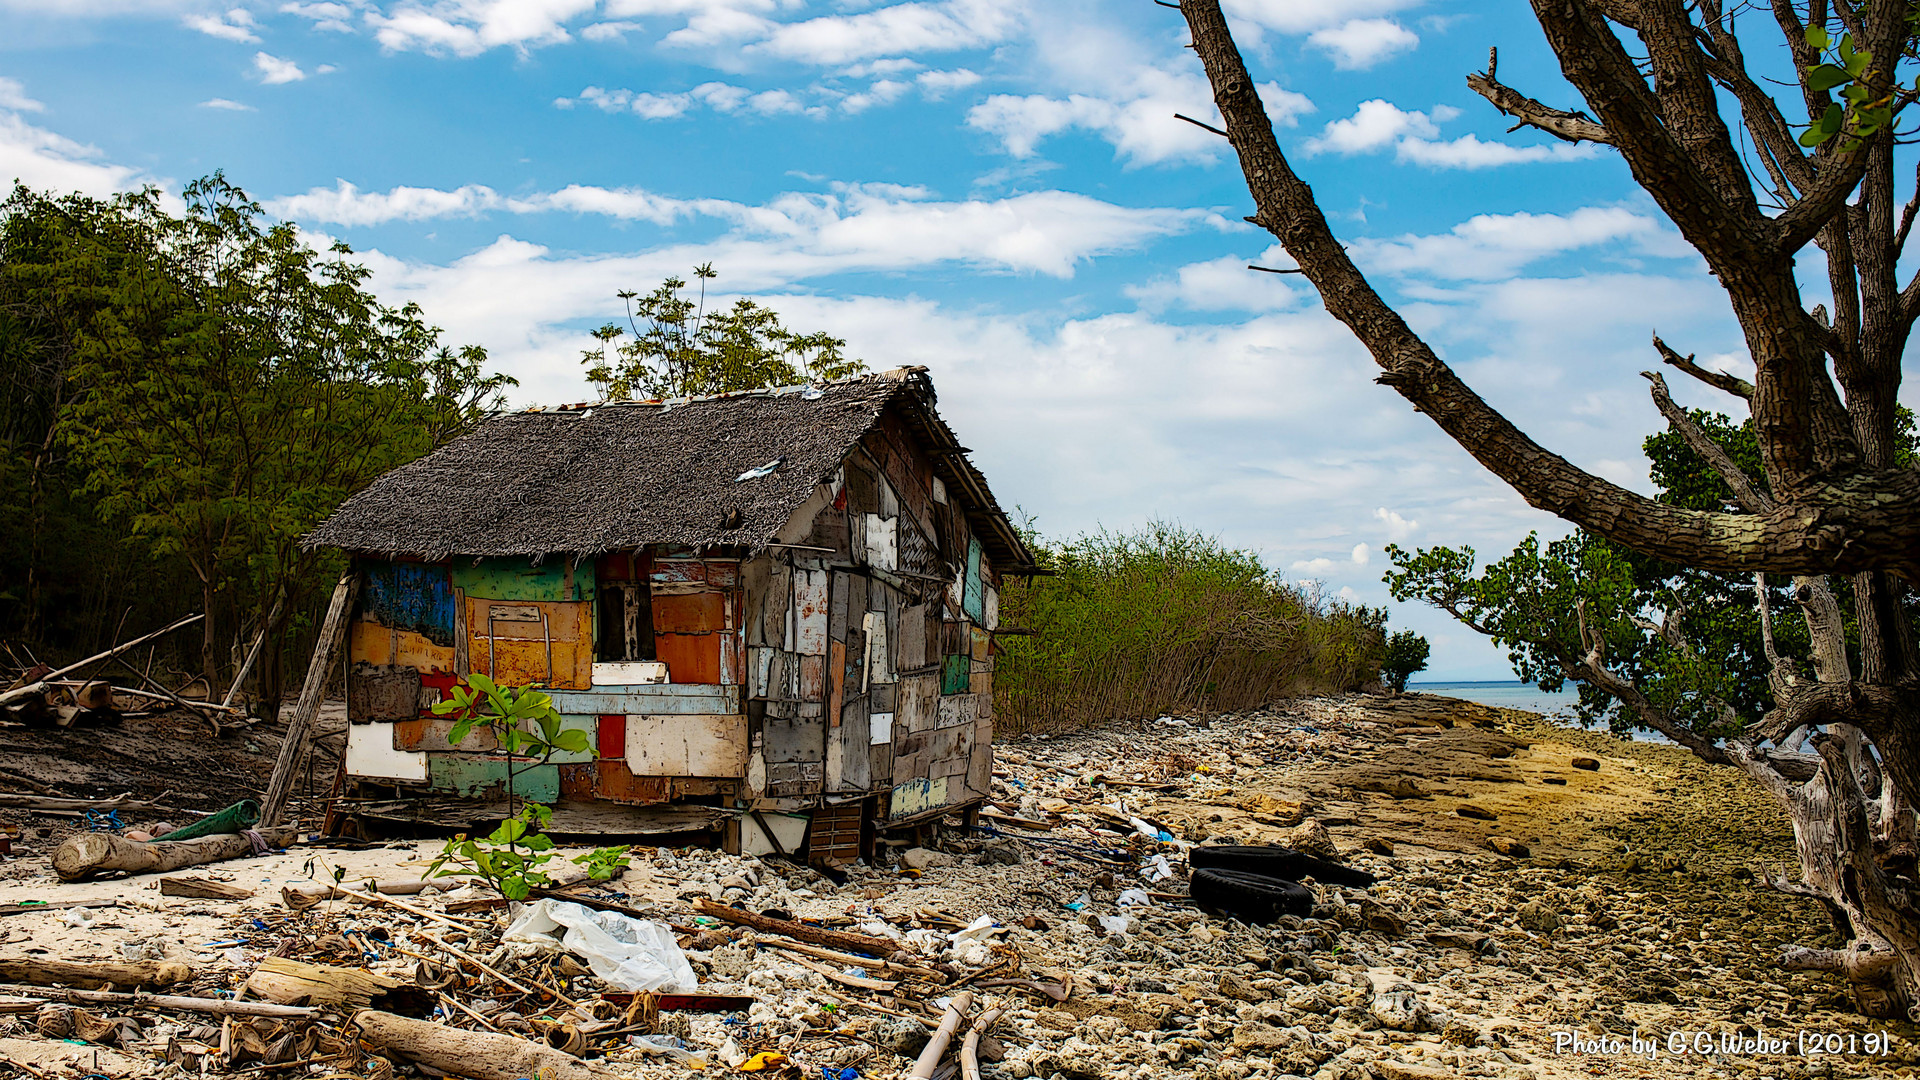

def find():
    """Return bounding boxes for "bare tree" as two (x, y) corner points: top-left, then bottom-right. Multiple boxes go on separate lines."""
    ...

(1173, 0), (1920, 1015)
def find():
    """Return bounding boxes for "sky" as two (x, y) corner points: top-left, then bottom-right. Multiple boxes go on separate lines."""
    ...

(0, 0), (1815, 680)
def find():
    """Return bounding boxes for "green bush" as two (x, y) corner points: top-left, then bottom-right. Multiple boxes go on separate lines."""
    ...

(993, 522), (1385, 734)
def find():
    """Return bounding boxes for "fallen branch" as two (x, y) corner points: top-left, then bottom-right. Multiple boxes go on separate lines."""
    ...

(351, 1009), (624, 1080)
(0, 982), (316, 1018)
(281, 877), (478, 911)
(779, 952), (899, 993)
(695, 899), (898, 956)
(0, 614), (205, 709)
(960, 1006), (1004, 1080)
(911, 990), (974, 1079)
(755, 937), (930, 976)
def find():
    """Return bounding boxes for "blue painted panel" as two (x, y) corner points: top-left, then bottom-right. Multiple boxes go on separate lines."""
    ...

(360, 560), (456, 647)
(427, 757), (561, 803)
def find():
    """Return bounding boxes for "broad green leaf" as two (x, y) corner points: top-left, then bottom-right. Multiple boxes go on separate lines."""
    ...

(1819, 102), (1844, 134)
(1807, 64), (1852, 92)
(554, 729), (591, 754)
(1805, 25), (1830, 49)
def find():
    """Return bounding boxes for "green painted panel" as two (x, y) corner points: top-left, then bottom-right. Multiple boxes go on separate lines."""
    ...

(427, 756), (561, 803)
(962, 538), (983, 621)
(451, 557), (594, 602)
(547, 715), (597, 764)
(941, 654), (971, 695)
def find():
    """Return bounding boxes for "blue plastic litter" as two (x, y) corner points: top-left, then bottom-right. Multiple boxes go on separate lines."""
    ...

(250, 918), (271, 931)
(1155, 830), (1174, 842)
(84, 809), (124, 832)
(822, 1067), (860, 1080)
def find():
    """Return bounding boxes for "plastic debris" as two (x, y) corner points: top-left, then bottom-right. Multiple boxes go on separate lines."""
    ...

(1141, 854), (1175, 882)
(735, 456), (787, 481)
(1117, 888), (1153, 906)
(503, 898), (696, 991)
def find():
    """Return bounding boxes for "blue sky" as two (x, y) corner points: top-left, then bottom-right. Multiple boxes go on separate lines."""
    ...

(0, 0), (1789, 680)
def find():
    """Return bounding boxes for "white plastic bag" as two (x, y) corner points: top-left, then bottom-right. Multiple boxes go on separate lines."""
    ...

(504, 899), (696, 991)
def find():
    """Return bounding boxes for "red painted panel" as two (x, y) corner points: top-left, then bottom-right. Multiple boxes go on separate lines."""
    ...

(655, 633), (722, 684)
(596, 760), (673, 804)
(597, 714), (625, 759)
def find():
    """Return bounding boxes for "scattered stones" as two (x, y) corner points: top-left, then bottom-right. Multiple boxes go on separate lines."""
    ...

(1572, 756), (1601, 771)
(1282, 819), (1339, 859)
(1455, 804), (1498, 821)
(899, 847), (953, 871)
(1516, 900), (1561, 934)
(1487, 836), (1530, 857)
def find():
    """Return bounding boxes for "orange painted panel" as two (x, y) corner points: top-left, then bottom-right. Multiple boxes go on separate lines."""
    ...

(350, 623), (455, 673)
(653, 592), (726, 634)
(465, 598), (592, 689)
(655, 633), (722, 684)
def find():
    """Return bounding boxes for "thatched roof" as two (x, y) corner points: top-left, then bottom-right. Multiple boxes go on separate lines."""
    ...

(304, 368), (1037, 572)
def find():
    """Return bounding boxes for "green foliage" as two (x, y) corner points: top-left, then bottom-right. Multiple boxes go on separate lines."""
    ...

(1799, 25), (1897, 150)
(1, 176), (512, 690)
(1386, 407), (1918, 742)
(1380, 629), (1430, 692)
(581, 264), (866, 400)
(428, 675), (624, 900)
(994, 521), (1386, 733)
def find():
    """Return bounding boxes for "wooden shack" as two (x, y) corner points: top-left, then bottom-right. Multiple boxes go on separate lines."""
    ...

(303, 367), (1036, 861)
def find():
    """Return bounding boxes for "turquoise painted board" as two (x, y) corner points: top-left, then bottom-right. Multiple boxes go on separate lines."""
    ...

(962, 538), (983, 621)
(548, 686), (741, 715)
(359, 560), (457, 646)
(452, 557), (594, 602)
(428, 757), (561, 803)
(548, 715), (596, 764)
(941, 654), (971, 695)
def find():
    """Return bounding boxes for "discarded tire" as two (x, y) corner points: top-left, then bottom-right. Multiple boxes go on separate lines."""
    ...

(1189, 845), (1377, 888)
(1189, 868), (1313, 924)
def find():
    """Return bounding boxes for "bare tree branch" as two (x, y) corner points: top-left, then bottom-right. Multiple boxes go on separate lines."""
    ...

(1465, 48), (1613, 145)
(1652, 334), (1755, 398)
(1643, 369), (1771, 512)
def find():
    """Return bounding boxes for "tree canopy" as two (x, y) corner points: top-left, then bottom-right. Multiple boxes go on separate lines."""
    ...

(1, 175), (511, 694)
(582, 264), (866, 400)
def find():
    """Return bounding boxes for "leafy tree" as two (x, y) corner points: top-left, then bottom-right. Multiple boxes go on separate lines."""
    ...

(1178, 0), (1920, 1014)
(1379, 630), (1430, 693)
(581, 263), (866, 400)
(5, 176), (513, 695)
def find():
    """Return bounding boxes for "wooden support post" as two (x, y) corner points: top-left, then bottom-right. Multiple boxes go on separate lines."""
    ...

(260, 572), (358, 828)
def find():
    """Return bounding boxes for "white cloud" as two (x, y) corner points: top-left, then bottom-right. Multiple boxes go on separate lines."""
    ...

(743, 0), (1023, 65)
(253, 52), (307, 83)
(1125, 248), (1301, 312)
(968, 71), (1312, 166)
(0, 77), (44, 113)
(281, 2), (359, 33)
(841, 78), (910, 115)
(268, 178), (1219, 279)
(1351, 206), (1676, 281)
(0, 98), (163, 199)
(366, 0), (598, 57)
(1307, 99), (1599, 169)
(1375, 507), (1418, 540)
(915, 68), (980, 98)
(1351, 542), (1371, 566)
(184, 7), (258, 41)
(1292, 556), (1338, 574)
(1221, 0), (1423, 36)
(580, 20), (640, 41)
(1308, 19), (1417, 70)
(1305, 98), (1438, 155)
(199, 97), (257, 111)
(1395, 134), (1598, 169)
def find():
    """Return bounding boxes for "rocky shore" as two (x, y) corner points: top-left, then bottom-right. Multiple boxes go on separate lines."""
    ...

(1, 692), (1913, 1079)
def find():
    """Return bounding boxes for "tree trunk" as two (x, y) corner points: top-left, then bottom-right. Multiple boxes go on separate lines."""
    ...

(52, 828), (298, 882)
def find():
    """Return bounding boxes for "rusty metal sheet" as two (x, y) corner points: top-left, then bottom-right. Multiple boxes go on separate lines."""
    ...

(392, 716), (495, 753)
(794, 570), (829, 656)
(655, 632), (722, 684)
(763, 711), (825, 764)
(348, 662), (421, 721)
(654, 592), (726, 634)
(626, 713), (749, 777)
(559, 762), (597, 800)
(466, 598), (592, 689)
(594, 760), (673, 804)
(765, 760), (824, 797)
(799, 654), (825, 702)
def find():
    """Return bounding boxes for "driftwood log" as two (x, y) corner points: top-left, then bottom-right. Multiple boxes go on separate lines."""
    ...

(245, 957), (404, 1007)
(0, 613), (204, 710)
(280, 877), (477, 911)
(1, 982), (317, 1018)
(351, 1009), (625, 1080)
(0, 958), (190, 989)
(159, 875), (254, 900)
(52, 827), (297, 882)
(695, 898), (897, 955)
(910, 991), (975, 1079)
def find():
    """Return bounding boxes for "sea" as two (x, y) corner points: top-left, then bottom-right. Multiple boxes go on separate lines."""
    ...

(1408, 678), (1671, 743)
